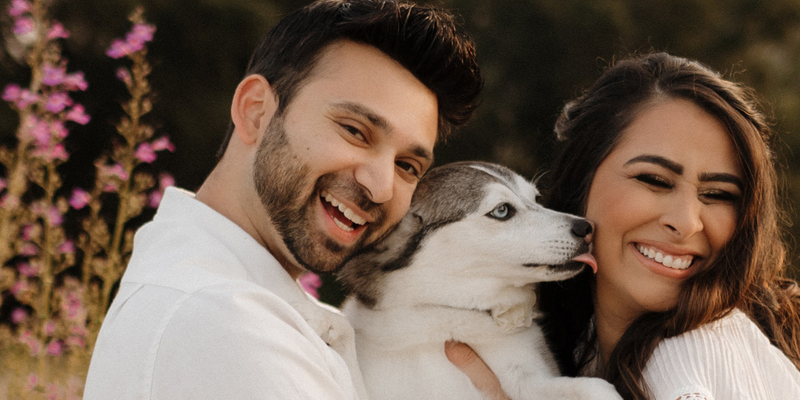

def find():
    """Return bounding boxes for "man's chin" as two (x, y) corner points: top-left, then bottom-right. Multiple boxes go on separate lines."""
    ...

(291, 246), (352, 275)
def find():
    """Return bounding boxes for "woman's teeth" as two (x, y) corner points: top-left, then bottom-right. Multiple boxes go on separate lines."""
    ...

(322, 190), (367, 230)
(636, 244), (693, 270)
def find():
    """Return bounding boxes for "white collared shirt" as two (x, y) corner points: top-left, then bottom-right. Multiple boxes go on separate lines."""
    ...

(84, 187), (360, 399)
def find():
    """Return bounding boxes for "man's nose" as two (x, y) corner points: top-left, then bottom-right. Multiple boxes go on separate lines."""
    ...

(354, 155), (395, 204)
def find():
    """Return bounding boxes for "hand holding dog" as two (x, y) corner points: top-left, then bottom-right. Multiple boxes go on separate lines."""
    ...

(446, 341), (510, 400)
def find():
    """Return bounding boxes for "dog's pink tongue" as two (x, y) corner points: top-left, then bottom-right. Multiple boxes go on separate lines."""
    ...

(572, 253), (598, 274)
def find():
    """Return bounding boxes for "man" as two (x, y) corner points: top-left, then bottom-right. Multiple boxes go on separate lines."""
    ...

(84, 0), (482, 398)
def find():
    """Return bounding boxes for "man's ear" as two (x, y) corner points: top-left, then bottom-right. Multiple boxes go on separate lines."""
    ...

(230, 74), (277, 145)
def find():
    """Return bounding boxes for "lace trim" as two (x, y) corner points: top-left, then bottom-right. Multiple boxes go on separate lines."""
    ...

(675, 392), (711, 400)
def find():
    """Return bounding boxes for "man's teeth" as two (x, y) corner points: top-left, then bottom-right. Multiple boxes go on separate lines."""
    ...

(332, 218), (354, 232)
(636, 245), (693, 270)
(321, 191), (367, 226)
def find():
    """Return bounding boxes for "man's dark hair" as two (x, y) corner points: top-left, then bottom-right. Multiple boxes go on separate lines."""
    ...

(218, 0), (482, 156)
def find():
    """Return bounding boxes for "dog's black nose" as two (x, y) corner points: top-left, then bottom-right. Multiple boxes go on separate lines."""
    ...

(571, 219), (594, 242)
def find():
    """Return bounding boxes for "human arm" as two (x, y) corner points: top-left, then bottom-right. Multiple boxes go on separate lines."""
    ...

(445, 340), (511, 400)
(151, 283), (359, 399)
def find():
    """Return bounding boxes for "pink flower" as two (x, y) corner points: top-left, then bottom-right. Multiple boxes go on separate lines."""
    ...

(65, 104), (90, 124)
(18, 262), (38, 277)
(1, 194), (20, 208)
(21, 224), (34, 240)
(135, 143), (157, 163)
(33, 144), (68, 162)
(46, 340), (63, 356)
(159, 173), (175, 190)
(11, 308), (27, 323)
(65, 336), (85, 348)
(13, 17), (33, 35)
(147, 191), (163, 208)
(2, 84), (21, 102)
(69, 188), (90, 209)
(57, 240), (75, 254)
(52, 144), (69, 160)
(106, 163), (129, 180)
(48, 206), (63, 226)
(45, 92), (72, 113)
(70, 325), (88, 338)
(299, 272), (322, 299)
(106, 39), (130, 59)
(18, 331), (41, 356)
(16, 89), (39, 109)
(29, 119), (50, 146)
(115, 67), (132, 85)
(46, 22), (69, 40)
(130, 23), (156, 43)
(25, 374), (37, 391)
(9, 0), (31, 17)
(63, 72), (88, 91)
(152, 136), (175, 152)
(42, 65), (66, 86)
(44, 320), (56, 336)
(19, 242), (37, 256)
(11, 279), (30, 295)
(51, 120), (68, 139)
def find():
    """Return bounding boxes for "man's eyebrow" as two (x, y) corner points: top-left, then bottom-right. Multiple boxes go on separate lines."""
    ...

(700, 172), (743, 191)
(331, 101), (391, 132)
(624, 155), (683, 174)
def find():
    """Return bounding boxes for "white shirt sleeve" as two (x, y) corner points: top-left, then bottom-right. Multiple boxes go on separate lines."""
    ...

(641, 310), (800, 400)
(151, 281), (356, 400)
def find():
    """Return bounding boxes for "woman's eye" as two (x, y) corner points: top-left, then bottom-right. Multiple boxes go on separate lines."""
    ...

(396, 161), (420, 178)
(635, 174), (672, 188)
(487, 203), (515, 220)
(701, 190), (741, 203)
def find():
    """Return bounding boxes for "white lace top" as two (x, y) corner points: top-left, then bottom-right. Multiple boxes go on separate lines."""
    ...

(640, 309), (800, 400)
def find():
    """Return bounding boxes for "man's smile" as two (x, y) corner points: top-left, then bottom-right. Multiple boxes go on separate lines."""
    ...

(320, 189), (369, 234)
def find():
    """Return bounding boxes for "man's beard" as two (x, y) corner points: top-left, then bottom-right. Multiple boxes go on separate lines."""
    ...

(253, 115), (387, 274)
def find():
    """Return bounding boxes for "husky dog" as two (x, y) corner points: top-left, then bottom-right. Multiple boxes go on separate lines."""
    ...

(338, 161), (621, 400)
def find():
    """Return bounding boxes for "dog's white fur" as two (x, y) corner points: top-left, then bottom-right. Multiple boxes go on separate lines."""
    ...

(337, 161), (621, 400)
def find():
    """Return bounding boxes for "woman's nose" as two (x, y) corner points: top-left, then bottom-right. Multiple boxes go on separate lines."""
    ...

(660, 193), (704, 238)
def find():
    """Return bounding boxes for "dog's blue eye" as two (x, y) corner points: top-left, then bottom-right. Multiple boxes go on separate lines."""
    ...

(487, 203), (514, 220)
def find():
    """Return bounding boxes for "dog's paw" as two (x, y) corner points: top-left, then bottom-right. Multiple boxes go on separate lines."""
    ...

(291, 300), (355, 351)
(491, 303), (533, 331)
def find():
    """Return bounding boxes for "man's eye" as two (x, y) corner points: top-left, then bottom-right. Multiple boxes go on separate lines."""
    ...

(635, 174), (672, 188)
(396, 161), (420, 177)
(342, 124), (366, 141)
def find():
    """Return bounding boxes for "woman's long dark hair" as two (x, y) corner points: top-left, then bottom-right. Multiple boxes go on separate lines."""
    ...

(538, 52), (800, 400)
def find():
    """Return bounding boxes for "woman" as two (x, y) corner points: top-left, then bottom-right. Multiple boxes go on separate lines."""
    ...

(446, 52), (800, 399)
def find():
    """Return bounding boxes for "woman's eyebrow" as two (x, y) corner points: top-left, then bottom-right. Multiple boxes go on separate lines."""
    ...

(625, 154), (744, 190)
(700, 172), (744, 191)
(624, 155), (683, 174)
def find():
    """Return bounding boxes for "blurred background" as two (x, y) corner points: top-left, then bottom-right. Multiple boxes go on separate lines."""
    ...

(2, 0), (800, 302)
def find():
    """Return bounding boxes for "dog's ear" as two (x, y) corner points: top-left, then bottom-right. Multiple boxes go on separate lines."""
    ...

(337, 212), (426, 308)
